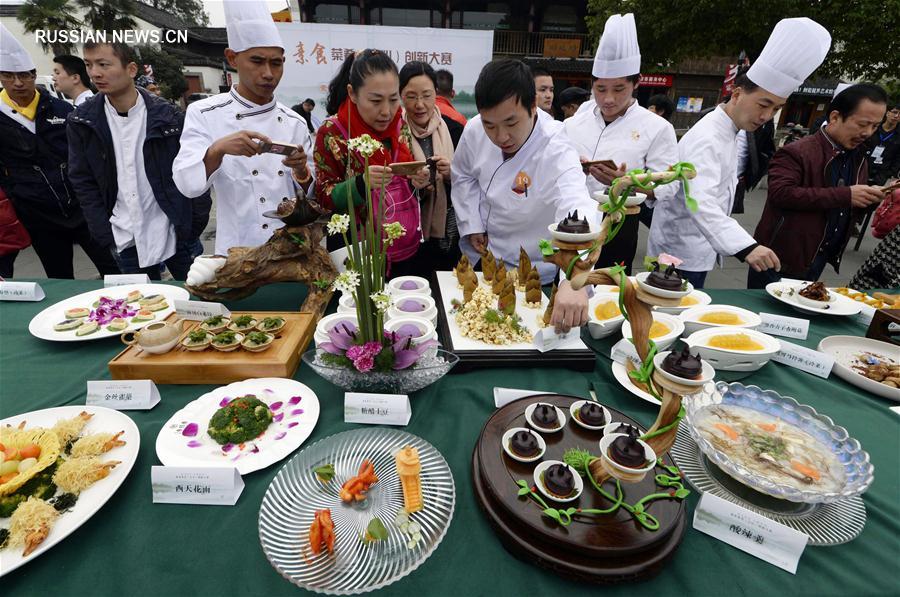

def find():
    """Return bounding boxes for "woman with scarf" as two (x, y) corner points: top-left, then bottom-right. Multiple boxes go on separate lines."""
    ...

(314, 50), (431, 278)
(399, 61), (462, 272)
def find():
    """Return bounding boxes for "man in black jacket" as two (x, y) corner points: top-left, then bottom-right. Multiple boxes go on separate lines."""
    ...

(0, 24), (119, 278)
(68, 42), (211, 280)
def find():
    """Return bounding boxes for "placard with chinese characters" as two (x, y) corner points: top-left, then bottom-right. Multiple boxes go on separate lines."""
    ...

(758, 312), (810, 340)
(104, 274), (151, 287)
(533, 326), (578, 353)
(493, 387), (553, 408)
(610, 338), (642, 366)
(174, 299), (231, 321)
(771, 340), (834, 378)
(151, 466), (244, 505)
(86, 379), (160, 410)
(344, 392), (411, 426)
(0, 281), (44, 301)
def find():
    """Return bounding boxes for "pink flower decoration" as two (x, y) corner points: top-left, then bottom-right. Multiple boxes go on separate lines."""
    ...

(657, 253), (683, 267)
(354, 355), (375, 372)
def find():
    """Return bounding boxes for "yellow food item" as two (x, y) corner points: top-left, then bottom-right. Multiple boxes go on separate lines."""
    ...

(698, 311), (743, 325)
(53, 457), (121, 494)
(707, 333), (765, 351)
(395, 445), (423, 513)
(69, 431), (126, 458)
(8, 496), (59, 556)
(50, 411), (93, 447)
(594, 301), (621, 321)
(649, 321), (670, 338)
(0, 427), (60, 496)
(679, 295), (699, 306)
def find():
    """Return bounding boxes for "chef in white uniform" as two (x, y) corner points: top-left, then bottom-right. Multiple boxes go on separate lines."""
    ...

(452, 59), (598, 332)
(565, 13), (678, 273)
(648, 18), (831, 288)
(173, 0), (314, 256)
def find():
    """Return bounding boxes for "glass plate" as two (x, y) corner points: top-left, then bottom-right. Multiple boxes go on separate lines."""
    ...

(258, 428), (456, 594)
(302, 349), (458, 393)
(683, 381), (874, 503)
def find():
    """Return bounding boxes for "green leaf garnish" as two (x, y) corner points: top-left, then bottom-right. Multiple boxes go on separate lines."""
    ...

(362, 517), (388, 543)
(313, 463), (335, 482)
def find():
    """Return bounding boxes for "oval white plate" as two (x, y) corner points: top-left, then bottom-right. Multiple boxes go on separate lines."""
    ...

(524, 402), (567, 433)
(533, 460), (583, 503)
(685, 327), (781, 372)
(653, 351), (716, 386)
(547, 222), (600, 243)
(593, 190), (648, 208)
(818, 335), (900, 402)
(501, 427), (547, 463)
(0, 405), (139, 576)
(635, 271), (693, 300)
(28, 284), (189, 342)
(569, 400), (611, 430)
(765, 282), (861, 316)
(611, 360), (660, 405)
(621, 311), (684, 351)
(679, 304), (762, 336)
(155, 378), (320, 475)
(655, 289), (713, 315)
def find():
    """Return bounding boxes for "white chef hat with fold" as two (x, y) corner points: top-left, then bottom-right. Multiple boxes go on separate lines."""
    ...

(224, 0), (284, 52)
(592, 13), (641, 79)
(746, 17), (831, 99)
(0, 22), (36, 72)
(832, 82), (852, 98)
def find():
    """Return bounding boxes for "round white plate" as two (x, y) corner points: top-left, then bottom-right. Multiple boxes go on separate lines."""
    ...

(547, 222), (600, 243)
(593, 190), (648, 208)
(818, 335), (900, 402)
(0, 405), (139, 576)
(765, 282), (861, 316)
(155, 378), (320, 475)
(28, 284), (190, 342)
(611, 360), (660, 405)
(655, 289), (713, 315)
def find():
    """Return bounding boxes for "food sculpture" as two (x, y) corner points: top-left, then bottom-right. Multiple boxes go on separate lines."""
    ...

(184, 194), (338, 317)
(395, 446), (423, 513)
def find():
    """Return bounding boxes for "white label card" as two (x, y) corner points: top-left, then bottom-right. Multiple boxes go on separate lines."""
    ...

(86, 379), (160, 410)
(0, 281), (44, 301)
(174, 299), (231, 321)
(345, 392), (411, 426)
(610, 338), (642, 366)
(104, 274), (151, 287)
(771, 340), (834, 378)
(852, 304), (876, 327)
(758, 312), (809, 340)
(533, 326), (578, 353)
(693, 493), (809, 574)
(493, 387), (553, 408)
(151, 466), (244, 505)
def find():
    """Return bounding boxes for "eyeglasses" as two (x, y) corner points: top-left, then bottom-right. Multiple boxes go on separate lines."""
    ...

(403, 92), (435, 104)
(0, 72), (37, 82)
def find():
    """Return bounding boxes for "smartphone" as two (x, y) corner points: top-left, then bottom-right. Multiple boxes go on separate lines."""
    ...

(258, 141), (300, 156)
(582, 159), (617, 171)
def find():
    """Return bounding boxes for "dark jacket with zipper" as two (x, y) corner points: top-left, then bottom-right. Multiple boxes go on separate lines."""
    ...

(753, 128), (867, 275)
(0, 88), (83, 230)
(67, 88), (212, 249)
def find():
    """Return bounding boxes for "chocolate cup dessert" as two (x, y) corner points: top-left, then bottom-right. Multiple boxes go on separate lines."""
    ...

(612, 423), (641, 439)
(544, 464), (575, 498)
(578, 402), (606, 427)
(510, 430), (540, 458)
(532, 403), (560, 428)
(662, 347), (703, 379)
(557, 210), (590, 234)
(608, 435), (647, 469)
(646, 263), (684, 291)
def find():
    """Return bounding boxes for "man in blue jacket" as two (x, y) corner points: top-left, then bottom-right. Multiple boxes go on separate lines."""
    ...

(0, 23), (119, 278)
(67, 42), (211, 280)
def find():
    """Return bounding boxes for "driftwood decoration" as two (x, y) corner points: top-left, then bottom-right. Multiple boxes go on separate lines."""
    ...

(186, 222), (338, 317)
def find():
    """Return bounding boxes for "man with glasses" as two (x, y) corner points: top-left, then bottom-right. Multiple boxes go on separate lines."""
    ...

(0, 23), (118, 278)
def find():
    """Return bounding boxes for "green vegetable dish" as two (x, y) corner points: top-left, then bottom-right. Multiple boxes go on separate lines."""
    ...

(207, 395), (274, 445)
(212, 331), (238, 345)
(232, 315), (255, 328)
(245, 332), (271, 346)
(259, 317), (285, 331)
(187, 330), (209, 343)
(203, 315), (225, 326)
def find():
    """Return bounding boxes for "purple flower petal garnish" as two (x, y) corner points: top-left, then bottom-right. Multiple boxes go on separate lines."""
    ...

(250, 444), (260, 453)
(290, 408), (304, 416)
(273, 412), (284, 422)
(221, 443), (234, 453)
(182, 423), (198, 437)
(269, 401), (283, 411)
(287, 422), (299, 428)
(219, 397), (231, 407)
(264, 388), (274, 393)
(274, 432), (286, 440)
(289, 395), (302, 404)
(186, 440), (203, 448)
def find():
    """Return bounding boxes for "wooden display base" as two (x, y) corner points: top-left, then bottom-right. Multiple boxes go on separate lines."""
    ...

(624, 206), (641, 215)
(108, 311), (315, 384)
(652, 370), (705, 396)
(866, 308), (899, 345)
(473, 393), (687, 583)
(635, 287), (682, 308)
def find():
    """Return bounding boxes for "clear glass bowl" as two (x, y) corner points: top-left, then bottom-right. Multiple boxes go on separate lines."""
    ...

(683, 381), (874, 503)
(301, 349), (459, 394)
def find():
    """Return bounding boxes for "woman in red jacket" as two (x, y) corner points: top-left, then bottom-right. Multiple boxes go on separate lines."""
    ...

(0, 187), (31, 278)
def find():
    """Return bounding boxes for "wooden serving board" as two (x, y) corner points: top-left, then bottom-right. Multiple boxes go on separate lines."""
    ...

(473, 393), (686, 583)
(108, 311), (315, 384)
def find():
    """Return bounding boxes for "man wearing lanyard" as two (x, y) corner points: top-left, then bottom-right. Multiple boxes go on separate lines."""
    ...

(867, 100), (900, 185)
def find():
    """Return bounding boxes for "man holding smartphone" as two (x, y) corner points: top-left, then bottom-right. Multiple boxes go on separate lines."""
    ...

(173, 0), (314, 255)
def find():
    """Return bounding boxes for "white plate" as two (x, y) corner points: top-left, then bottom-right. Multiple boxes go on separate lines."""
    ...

(655, 289), (712, 315)
(155, 378), (320, 475)
(593, 190), (648, 208)
(679, 304), (762, 336)
(547, 222), (600, 243)
(634, 271), (693, 300)
(587, 294), (625, 339)
(818, 335), (900, 402)
(611, 360), (660, 405)
(0, 405), (139, 576)
(500, 427), (546, 463)
(28, 284), (190, 342)
(533, 460), (583, 503)
(765, 282), (862, 316)
(524, 402), (567, 433)
(653, 351), (716, 387)
(685, 327), (781, 372)
(621, 311), (684, 351)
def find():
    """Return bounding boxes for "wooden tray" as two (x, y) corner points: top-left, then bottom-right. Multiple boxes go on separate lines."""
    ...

(108, 311), (315, 384)
(473, 393), (686, 583)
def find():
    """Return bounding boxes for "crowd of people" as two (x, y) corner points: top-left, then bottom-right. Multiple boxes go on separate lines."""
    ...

(0, 1), (898, 318)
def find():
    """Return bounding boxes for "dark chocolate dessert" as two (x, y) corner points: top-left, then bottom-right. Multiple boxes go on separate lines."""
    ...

(532, 403), (560, 429)
(544, 464), (575, 497)
(577, 402), (606, 427)
(557, 210), (590, 234)
(608, 435), (647, 468)
(646, 262), (684, 291)
(662, 346), (703, 379)
(612, 423), (641, 439)
(276, 198), (296, 216)
(510, 430), (540, 458)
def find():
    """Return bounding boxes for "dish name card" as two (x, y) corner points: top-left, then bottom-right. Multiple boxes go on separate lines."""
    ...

(344, 392), (411, 426)
(758, 312), (809, 340)
(693, 493), (809, 573)
(610, 338), (642, 366)
(151, 466), (244, 506)
(0, 281), (44, 301)
(771, 340), (834, 378)
(104, 274), (151, 287)
(174, 299), (231, 320)
(852, 304), (877, 327)
(533, 326), (579, 352)
(494, 387), (553, 408)
(86, 380), (160, 410)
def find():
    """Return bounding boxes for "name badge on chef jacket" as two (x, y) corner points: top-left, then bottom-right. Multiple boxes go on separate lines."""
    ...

(512, 171), (532, 196)
(871, 145), (885, 164)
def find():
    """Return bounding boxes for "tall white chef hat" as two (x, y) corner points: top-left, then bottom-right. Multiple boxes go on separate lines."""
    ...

(592, 13), (641, 79)
(746, 18), (831, 99)
(0, 23), (36, 72)
(224, 0), (284, 53)
(832, 82), (852, 98)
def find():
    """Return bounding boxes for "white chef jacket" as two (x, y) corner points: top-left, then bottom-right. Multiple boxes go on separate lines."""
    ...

(105, 94), (177, 267)
(452, 109), (599, 284)
(74, 89), (94, 106)
(172, 86), (315, 255)
(564, 100), (678, 204)
(647, 106), (756, 272)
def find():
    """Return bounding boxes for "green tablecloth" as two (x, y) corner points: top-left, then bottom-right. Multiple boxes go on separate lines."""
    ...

(1, 281), (897, 596)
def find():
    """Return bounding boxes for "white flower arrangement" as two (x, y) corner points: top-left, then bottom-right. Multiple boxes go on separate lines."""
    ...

(347, 134), (383, 159)
(327, 213), (350, 236)
(369, 291), (393, 313)
(383, 222), (406, 246)
(332, 270), (361, 294)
